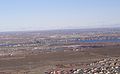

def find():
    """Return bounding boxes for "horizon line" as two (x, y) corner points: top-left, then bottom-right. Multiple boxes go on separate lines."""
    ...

(0, 26), (120, 33)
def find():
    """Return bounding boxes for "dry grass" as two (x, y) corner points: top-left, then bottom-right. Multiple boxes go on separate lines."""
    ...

(0, 46), (120, 74)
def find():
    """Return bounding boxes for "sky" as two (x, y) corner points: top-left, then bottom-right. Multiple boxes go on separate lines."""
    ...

(0, 0), (120, 32)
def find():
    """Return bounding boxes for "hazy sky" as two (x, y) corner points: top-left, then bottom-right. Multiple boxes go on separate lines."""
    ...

(0, 0), (120, 31)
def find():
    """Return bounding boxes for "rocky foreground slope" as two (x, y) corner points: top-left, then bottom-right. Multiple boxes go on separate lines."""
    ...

(45, 58), (120, 74)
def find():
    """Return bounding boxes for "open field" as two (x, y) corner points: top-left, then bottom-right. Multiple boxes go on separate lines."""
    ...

(0, 46), (120, 74)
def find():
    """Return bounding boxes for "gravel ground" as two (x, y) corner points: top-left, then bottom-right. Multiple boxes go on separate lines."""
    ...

(45, 58), (120, 74)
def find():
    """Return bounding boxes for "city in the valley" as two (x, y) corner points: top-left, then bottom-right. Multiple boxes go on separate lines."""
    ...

(0, 28), (120, 74)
